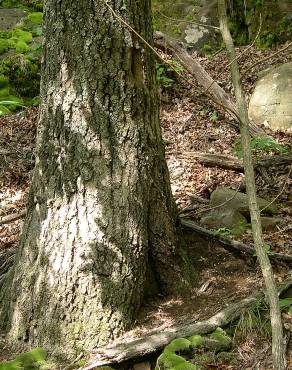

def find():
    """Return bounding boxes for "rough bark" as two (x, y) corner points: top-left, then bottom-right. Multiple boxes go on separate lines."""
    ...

(0, 0), (193, 355)
(218, 1), (286, 369)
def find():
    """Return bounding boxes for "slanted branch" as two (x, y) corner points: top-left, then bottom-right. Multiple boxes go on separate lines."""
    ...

(153, 31), (264, 137)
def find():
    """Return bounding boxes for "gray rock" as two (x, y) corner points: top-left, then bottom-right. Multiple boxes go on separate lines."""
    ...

(0, 8), (27, 31)
(201, 208), (248, 235)
(210, 187), (278, 216)
(248, 62), (292, 132)
(260, 216), (283, 231)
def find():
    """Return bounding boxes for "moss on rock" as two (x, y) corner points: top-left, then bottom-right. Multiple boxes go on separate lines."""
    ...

(188, 335), (204, 347)
(156, 351), (186, 369)
(26, 11), (43, 25)
(0, 347), (47, 370)
(0, 38), (10, 54)
(12, 28), (33, 43)
(210, 328), (232, 349)
(165, 338), (192, 353)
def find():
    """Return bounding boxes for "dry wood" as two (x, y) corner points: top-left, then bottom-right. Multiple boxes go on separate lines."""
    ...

(218, 1), (286, 369)
(153, 31), (263, 137)
(182, 152), (292, 173)
(0, 209), (26, 226)
(83, 279), (292, 369)
(181, 218), (292, 263)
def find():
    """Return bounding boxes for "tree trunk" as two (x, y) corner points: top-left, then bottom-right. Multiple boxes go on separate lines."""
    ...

(0, 0), (193, 356)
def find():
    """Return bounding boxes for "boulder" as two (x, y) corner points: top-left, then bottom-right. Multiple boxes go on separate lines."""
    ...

(201, 208), (248, 235)
(260, 216), (283, 231)
(248, 62), (292, 132)
(0, 8), (27, 31)
(210, 187), (278, 216)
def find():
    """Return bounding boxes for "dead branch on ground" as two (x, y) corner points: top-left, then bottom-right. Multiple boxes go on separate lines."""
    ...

(82, 279), (292, 369)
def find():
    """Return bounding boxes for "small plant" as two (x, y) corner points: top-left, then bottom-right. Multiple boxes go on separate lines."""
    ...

(215, 227), (232, 236)
(279, 298), (292, 314)
(234, 300), (271, 339)
(156, 60), (184, 88)
(234, 135), (290, 159)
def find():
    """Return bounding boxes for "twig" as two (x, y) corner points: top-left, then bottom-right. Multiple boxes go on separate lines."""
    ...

(0, 209), (27, 226)
(260, 165), (292, 213)
(243, 41), (292, 76)
(157, 11), (220, 30)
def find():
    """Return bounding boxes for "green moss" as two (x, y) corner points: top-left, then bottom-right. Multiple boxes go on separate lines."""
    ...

(12, 29), (33, 44)
(216, 351), (238, 365)
(188, 335), (204, 347)
(0, 39), (10, 55)
(165, 338), (191, 353)
(156, 351), (186, 369)
(26, 12), (43, 25)
(0, 87), (10, 97)
(15, 40), (31, 53)
(0, 31), (12, 39)
(210, 328), (232, 349)
(0, 54), (40, 97)
(0, 348), (47, 370)
(256, 31), (278, 49)
(171, 362), (199, 370)
(0, 75), (9, 88)
(0, 0), (43, 11)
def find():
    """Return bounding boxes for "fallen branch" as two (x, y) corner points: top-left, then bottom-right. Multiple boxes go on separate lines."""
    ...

(0, 209), (26, 226)
(182, 152), (292, 173)
(83, 279), (292, 369)
(181, 218), (292, 263)
(153, 31), (264, 137)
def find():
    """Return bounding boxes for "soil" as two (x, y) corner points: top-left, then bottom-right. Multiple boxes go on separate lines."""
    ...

(0, 42), (291, 369)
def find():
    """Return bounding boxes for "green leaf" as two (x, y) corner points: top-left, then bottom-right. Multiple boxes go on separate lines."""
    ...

(279, 298), (292, 308)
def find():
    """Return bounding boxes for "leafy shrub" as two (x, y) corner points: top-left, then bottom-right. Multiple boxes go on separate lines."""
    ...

(234, 135), (290, 159)
(156, 60), (184, 88)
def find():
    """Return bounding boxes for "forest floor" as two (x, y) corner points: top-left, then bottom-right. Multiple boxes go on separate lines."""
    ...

(0, 43), (291, 369)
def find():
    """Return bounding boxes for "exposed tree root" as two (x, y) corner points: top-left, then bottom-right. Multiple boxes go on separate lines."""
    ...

(83, 279), (292, 369)
(181, 218), (292, 263)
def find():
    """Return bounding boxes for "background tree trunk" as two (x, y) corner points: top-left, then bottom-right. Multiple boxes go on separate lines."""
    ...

(0, 0), (193, 355)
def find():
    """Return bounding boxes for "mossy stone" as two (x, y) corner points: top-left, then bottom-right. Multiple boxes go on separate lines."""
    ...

(171, 361), (199, 369)
(0, 38), (10, 54)
(12, 29), (33, 43)
(210, 328), (232, 349)
(165, 338), (191, 353)
(15, 40), (30, 53)
(188, 335), (204, 347)
(0, 74), (9, 88)
(26, 12), (43, 25)
(156, 351), (186, 369)
(0, 87), (10, 97)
